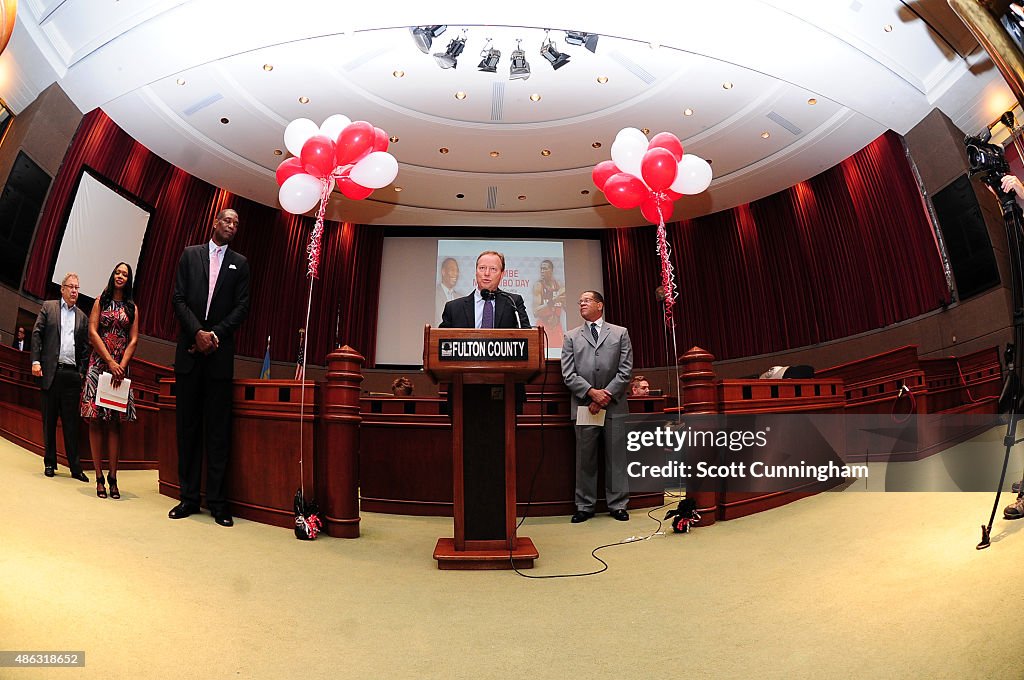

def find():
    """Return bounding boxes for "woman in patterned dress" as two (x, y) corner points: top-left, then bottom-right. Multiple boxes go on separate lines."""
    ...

(80, 262), (139, 499)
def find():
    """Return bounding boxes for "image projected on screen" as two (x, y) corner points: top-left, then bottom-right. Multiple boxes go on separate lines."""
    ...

(51, 171), (151, 298)
(437, 240), (566, 358)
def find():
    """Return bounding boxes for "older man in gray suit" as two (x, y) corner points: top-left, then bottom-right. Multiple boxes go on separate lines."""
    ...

(561, 290), (633, 523)
(31, 272), (90, 481)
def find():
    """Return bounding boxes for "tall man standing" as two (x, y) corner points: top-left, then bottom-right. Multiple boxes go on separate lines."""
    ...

(561, 291), (633, 523)
(439, 251), (529, 329)
(31, 273), (90, 480)
(169, 208), (250, 527)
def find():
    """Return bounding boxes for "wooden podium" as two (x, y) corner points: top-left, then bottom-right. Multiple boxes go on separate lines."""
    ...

(423, 326), (543, 569)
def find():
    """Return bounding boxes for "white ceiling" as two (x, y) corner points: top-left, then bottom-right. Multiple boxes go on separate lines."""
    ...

(0, 0), (1016, 228)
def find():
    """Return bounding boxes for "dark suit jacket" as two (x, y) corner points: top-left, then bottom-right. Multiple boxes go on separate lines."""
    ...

(172, 244), (250, 379)
(439, 290), (530, 329)
(30, 300), (89, 390)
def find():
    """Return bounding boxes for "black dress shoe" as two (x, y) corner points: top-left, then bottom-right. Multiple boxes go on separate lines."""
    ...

(44, 466), (55, 477)
(571, 510), (595, 523)
(71, 470), (89, 483)
(213, 513), (234, 527)
(610, 509), (630, 521)
(168, 502), (199, 519)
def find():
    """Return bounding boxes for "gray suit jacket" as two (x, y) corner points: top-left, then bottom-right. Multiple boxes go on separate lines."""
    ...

(30, 299), (89, 390)
(561, 319), (634, 420)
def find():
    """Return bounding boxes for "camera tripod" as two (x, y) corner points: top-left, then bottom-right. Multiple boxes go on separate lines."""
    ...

(978, 185), (1024, 549)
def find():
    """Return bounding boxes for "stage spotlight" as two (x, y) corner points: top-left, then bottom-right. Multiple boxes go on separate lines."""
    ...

(540, 34), (570, 70)
(410, 25), (447, 54)
(564, 31), (599, 53)
(478, 40), (500, 73)
(434, 33), (467, 69)
(509, 40), (531, 80)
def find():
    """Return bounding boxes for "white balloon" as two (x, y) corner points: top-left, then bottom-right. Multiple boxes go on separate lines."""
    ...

(319, 114), (352, 142)
(615, 127), (649, 148)
(279, 173), (323, 214)
(671, 154), (713, 195)
(350, 151), (399, 189)
(283, 118), (320, 157)
(611, 134), (647, 180)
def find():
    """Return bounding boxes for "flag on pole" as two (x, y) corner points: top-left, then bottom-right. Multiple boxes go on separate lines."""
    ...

(260, 336), (271, 379)
(294, 328), (306, 381)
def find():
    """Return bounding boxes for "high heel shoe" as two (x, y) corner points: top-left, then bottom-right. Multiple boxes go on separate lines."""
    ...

(108, 475), (120, 500)
(96, 474), (107, 499)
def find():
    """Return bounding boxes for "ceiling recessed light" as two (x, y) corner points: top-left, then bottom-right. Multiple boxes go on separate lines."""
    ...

(530, 93), (541, 102)
(263, 64), (273, 72)
(393, 70), (405, 78)
(884, 24), (893, 32)
(456, 193), (465, 199)
(541, 149), (551, 156)
(641, 128), (650, 135)
(706, 159), (713, 164)
(592, 141), (602, 149)
(684, 108), (694, 116)
(581, 189), (590, 195)
(489, 151), (500, 158)
(596, 76), (609, 84)
(175, 78), (185, 86)
(722, 82), (733, 90)
(273, 149), (283, 156)
(394, 186), (403, 192)
(807, 98), (817, 105)
(389, 135), (399, 143)
(455, 91), (467, 100)
(298, 96), (310, 104)
(761, 131), (770, 139)
(220, 117), (229, 124)
(518, 195), (527, 200)
(439, 147), (449, 154)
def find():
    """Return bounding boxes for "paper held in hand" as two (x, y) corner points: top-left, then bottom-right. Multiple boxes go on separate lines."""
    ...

(576, 405), (606, 426)
(95, 372), (131, 413)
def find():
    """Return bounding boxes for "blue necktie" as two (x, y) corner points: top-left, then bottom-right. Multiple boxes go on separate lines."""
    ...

(482, 299), (494, 328)
(590, 322), (599, 342)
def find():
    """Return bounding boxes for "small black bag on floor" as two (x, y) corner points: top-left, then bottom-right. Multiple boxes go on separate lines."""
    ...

(664, 498), (700, 534)
(294, 488), (325, 540)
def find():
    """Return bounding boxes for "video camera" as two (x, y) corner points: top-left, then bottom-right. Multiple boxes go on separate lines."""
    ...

(965, 128), (1011, 193)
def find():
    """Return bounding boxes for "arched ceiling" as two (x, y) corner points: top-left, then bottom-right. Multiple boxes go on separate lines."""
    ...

(0, 0), (1015, 227)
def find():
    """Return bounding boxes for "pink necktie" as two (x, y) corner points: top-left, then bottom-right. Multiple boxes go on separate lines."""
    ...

(206, 248), (221, 318)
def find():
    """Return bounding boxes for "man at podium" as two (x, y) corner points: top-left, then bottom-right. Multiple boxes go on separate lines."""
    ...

(439, 251), (530, 329)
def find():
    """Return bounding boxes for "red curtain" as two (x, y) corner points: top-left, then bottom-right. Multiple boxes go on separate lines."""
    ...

(26, 110), (382, 366)
(603, 131), (951, 366)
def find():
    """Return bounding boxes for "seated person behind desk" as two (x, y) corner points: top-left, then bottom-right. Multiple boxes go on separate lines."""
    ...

(759, 365), (814, 379)
(629, 375), (650, 396)
(391, 376), (413, 396)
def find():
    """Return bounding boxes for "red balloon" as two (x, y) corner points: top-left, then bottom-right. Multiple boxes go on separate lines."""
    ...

(648, 132), (684, 161)
(641, 148), (678, 191)
(275, 157), (305, 187)
(337, 176), (373, 200)
(603, 172), (648, 210)
(300, 135), (336, 179)
(591, 160), (620, 191)
(372, 127), (389, 153)
(336, 121), (376, 166)
(664, 188), (683, 201)
(641, 195), (674, 224)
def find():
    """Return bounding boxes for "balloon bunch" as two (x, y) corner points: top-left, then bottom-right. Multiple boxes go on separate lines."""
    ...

(592, 128), (712, 225)
(592, 128), (713, 328)
(275, 114), (398, 278)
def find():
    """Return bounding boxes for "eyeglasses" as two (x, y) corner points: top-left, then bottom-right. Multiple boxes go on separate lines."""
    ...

(62, 284), (80, 291)
(578, 298), (597, 305)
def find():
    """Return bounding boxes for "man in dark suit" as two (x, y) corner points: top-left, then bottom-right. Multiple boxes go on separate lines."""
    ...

(169, 208), (250, 527)
(12, 326), (26, 350)
(439, 251), (529, 329)
(561, 290), (634, 523)
(31, 273), (90, 481)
